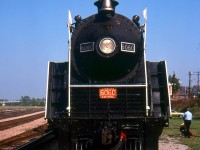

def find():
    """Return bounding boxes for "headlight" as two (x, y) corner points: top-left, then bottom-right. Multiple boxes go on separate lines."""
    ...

(99, 38), (116, 54)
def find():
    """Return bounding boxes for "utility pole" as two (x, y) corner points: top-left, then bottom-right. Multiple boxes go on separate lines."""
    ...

(197, 71), (200, 89)
(198, 72), (200, 97)
(188, 71), (192, 99)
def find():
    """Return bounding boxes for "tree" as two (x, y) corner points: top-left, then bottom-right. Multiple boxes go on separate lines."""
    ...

(19, 96), (45, 106)
(169, 72), (181, 95)
(20, 96), (31, 106)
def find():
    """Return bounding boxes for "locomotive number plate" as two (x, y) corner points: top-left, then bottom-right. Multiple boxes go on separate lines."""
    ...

(121, 42), (135, 53)
(99, 88), (117, 99)
(80, 42), (94, 52)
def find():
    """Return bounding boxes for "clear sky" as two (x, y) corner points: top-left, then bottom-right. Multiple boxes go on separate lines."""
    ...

(0, 0), (200, 100)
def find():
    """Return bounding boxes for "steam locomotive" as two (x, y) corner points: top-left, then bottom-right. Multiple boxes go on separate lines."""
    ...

(45, 0), (171, 149)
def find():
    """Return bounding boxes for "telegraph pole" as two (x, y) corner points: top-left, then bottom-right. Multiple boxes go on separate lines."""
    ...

(197, 72), (200, 97)
(197, 71), (200, 89)
(188, 71), (192, 99)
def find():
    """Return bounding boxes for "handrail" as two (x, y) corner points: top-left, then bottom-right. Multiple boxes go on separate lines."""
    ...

(69, 84), (147, 88)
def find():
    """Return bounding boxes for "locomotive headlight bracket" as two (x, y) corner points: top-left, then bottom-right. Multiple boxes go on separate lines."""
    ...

(99, 38), (116, 54)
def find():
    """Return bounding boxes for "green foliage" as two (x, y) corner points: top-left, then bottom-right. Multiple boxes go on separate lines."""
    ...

(171, 99), (200, 116)
(162, 118), (200, 150)
(169, 72), (181, 94)
(19, 96), (45, 106)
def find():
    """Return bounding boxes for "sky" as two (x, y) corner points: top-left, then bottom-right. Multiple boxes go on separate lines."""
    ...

(0, 0), (200, 100)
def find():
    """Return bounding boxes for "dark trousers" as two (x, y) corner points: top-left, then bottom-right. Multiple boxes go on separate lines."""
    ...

(184, 120), (191, 137)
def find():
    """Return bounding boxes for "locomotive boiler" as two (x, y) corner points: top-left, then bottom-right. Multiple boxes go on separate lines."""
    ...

(45, 0), (171, 149)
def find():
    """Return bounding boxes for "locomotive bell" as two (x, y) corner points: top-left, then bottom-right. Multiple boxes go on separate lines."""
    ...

(94, 0), (119, 15)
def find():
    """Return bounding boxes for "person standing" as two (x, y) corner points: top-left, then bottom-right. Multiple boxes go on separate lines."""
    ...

(183, 107), (192, 138)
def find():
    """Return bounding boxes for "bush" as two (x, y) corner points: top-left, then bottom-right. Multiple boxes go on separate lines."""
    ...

(171, 99), (200, 116)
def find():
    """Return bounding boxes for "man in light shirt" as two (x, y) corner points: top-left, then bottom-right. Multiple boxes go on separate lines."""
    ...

(183, 107), (192, 138)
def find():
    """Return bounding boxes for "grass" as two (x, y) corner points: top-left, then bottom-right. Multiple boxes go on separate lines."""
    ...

(161, 117), (200, 150)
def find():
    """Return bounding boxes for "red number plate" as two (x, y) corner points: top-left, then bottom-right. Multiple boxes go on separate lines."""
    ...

(99, 88), (117, 99)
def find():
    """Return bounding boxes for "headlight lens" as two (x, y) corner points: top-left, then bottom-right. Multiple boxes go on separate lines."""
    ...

(99, 38), (116, 54)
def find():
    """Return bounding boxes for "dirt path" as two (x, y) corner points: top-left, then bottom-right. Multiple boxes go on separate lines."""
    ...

(159, 135), (191, 150)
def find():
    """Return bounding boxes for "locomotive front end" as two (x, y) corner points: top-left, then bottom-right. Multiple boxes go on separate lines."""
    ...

(71, 0), (144, 82)
(44, 0), (171, 149)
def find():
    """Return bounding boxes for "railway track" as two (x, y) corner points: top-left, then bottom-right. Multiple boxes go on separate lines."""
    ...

(16, 130), (57, 150)
(0, 124), (47, 149)
(0, 111), (45, 130)
(0, 108), (44, 120)
(0, 110), (47, 149)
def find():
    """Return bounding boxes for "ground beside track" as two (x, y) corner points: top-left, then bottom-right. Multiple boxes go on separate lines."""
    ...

(0, 106), (44, 119)
(0, 107), (46, 149)
(0, 106), (190, 150)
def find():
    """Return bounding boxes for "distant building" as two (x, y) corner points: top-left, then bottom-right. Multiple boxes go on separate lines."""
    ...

(170, 86), (188, 100)
(171, 85), (200, 100)
(0, 99), (8, 106)
(177, 86), (188, 99)
(192, 85), (200, 98)
(0, 100), (20, 106)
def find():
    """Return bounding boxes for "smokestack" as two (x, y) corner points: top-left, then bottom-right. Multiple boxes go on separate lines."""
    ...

(94, 0), (119, 16)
